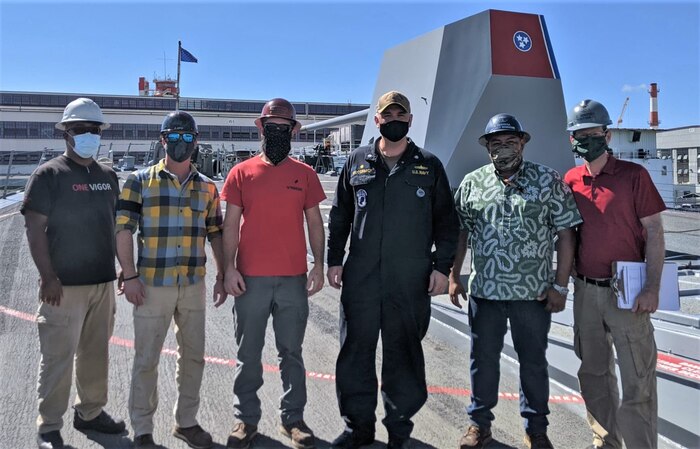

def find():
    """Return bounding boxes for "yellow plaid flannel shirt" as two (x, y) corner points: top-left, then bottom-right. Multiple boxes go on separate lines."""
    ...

(116, 159), (223, 286)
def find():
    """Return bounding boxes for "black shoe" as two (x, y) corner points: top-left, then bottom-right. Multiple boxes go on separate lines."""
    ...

(37, 431), (64, 449)
(73, 409), (126, 434)
(524, 432), (554, 449)
(330, 428), (375, 449)
(173, 424), (213, 449)
(387, 436), (412, 449)
(134, 433), (157, 449)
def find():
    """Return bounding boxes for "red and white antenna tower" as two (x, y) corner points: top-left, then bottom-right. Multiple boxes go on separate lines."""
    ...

(648, 83), (660, 129)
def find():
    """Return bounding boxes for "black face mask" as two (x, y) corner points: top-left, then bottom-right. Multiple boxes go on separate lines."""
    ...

(262, 125), (292, 165)
(379, 120), (409, 142)
(165, 140), (196, 162)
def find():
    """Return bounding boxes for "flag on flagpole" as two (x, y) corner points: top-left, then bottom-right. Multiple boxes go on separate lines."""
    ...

(180, 47), (198, 63)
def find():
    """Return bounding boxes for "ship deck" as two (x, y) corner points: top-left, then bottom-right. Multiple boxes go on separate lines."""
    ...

(0, 172), (698, 449)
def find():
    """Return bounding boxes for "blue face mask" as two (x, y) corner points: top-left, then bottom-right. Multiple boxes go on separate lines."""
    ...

(72, 133), (101, 159)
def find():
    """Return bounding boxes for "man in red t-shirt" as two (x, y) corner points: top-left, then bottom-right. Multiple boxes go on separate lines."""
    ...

(564, 100), (665, 449)
(220, 98), (326, 449)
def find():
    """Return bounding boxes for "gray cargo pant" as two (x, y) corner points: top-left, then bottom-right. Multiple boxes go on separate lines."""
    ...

(232, 275), (309, 425)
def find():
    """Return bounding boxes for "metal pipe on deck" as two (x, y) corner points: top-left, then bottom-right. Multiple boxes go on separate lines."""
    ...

(300, 109), (370, 132)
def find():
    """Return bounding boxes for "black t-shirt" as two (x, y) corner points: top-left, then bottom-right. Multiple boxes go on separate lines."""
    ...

(21, 155), (120, 286)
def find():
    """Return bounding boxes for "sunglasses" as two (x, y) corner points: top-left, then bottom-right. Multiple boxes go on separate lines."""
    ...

(165, 132), (196, 143)
(66, 126), (101, 136)
(573, 132), (607, 139)
(264, 123), (293, 134)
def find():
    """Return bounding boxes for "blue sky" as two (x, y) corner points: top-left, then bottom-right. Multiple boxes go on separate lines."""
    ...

(1, 0), (698, 129)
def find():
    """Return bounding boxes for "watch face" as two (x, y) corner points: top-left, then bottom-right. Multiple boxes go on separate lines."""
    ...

(553, 285), (569, 295)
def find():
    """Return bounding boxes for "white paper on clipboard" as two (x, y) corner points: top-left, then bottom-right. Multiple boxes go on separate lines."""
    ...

(612, 261), (680, 311)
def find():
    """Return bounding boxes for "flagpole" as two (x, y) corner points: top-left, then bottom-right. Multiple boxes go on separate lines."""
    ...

(176, 40), (182, 110)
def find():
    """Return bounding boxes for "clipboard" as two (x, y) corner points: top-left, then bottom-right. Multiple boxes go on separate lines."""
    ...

(611, 261), (680, 311)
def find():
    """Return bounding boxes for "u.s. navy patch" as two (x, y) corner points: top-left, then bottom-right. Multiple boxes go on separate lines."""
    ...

(356, 189), (368, 208)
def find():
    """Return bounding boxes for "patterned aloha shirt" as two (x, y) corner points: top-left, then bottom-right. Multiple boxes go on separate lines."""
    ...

(454, 160), (582, 300)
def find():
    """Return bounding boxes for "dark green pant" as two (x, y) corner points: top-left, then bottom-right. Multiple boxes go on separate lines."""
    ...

(232, 275), (309, 425)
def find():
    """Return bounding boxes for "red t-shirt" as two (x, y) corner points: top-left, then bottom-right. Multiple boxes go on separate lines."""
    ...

(221, 155), (326, 276)
(564, 156), (666, 278)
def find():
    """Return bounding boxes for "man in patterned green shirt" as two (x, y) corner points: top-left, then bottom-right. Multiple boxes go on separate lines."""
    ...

(449, 114), (581, 449)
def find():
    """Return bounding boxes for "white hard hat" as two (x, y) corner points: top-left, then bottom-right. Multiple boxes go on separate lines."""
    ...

(55, 97), (110, 130)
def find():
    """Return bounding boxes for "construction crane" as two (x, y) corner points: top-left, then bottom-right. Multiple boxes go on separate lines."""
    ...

(617, 97), (630, 127)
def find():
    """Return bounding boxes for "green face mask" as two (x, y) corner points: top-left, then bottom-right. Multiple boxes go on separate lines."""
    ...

(571, 135), (608, 162)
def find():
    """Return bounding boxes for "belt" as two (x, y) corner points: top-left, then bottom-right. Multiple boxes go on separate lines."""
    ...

(575, 274), (611, 288)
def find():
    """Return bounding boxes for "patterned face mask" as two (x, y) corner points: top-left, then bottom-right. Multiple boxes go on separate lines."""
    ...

(262, 123), (293, 165)
(489, 145), (523, 174)
(571, 135), (608, 162)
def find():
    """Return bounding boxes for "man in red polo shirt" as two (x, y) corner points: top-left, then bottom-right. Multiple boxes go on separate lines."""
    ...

(220, 98), (326, 449)
(563, 99), (665, 449)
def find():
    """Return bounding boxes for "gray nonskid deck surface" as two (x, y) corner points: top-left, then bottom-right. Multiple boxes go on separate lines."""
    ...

(0, 175), (695, 449)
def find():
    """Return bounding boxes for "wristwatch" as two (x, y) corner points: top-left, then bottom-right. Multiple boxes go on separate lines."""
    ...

(552, 283), (570, 297)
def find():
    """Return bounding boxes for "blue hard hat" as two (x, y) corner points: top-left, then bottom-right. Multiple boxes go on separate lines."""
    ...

(478, 113), (531, 146)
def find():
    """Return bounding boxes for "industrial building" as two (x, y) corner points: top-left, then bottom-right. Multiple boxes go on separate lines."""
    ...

(0, 90), (368, 169)
(657, 126), (700, 207)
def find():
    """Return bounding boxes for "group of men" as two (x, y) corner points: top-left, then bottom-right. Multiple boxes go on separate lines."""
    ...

(24, 91), (664, 449)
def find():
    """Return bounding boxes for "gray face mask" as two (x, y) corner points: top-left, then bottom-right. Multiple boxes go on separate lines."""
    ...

(165, 140), (196, 162)
(489, 146), (523, 174)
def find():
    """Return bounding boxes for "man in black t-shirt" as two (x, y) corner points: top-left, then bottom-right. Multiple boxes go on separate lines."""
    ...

(22, 98), (126, 449)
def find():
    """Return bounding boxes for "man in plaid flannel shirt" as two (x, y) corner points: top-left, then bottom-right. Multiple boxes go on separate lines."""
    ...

(116, 111), (226, 449)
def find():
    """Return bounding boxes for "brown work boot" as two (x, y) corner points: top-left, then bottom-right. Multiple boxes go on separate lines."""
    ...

(227, 422), (258, 449)
(280, 420), (316, 449)
(459, 425), (492, 448)
(524, 432), (554, 449)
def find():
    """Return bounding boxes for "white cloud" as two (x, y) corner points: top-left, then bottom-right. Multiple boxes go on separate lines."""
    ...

(622, 84), (648, 92)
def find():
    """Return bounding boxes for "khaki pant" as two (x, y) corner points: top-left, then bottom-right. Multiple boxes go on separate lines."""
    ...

(129, 282), (206, 437)
(573, 278), (657, 449)
(36, 282), (116, 433)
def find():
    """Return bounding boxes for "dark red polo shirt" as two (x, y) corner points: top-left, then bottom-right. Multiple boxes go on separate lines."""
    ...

(564, 156), (666, 278)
